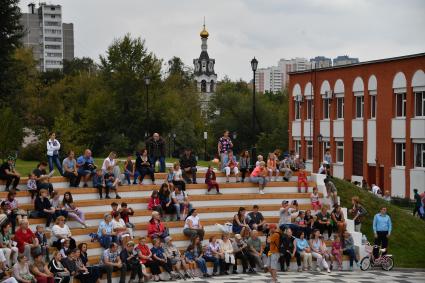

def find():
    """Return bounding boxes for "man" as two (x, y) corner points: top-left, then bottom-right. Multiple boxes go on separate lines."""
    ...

(232, 234), (250, 274)
(279, 228), (298, 272)
(246, 230), (263, 272)
(413, 189), (422, 217)
(33, 162), (54, 194)
(101, 242), (126, 283)
(222, 150), (240, 183)
(266, 224), (280, 283)
(34, 188), (56, 227)
(371, 184), (382, 196)
(146, 133), (166, 172)
(217, 130), (233, 171)
(0, 156), (20, 192)
(171, 186), (192, 221)
(278, 155), (292, 182)
(314, 205), (332, 240)
(179, 148), (197, 184)
(62, 248), (92, 282)
(120, 241), (144, 283)
(373, 207), (392, 258)
(77, 149), (97, 188)
(246, 205), (267, 232)
(278, 200), (297, 232)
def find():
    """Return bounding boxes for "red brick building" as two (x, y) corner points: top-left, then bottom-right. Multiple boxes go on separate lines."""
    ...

(288, 53), (425, 198)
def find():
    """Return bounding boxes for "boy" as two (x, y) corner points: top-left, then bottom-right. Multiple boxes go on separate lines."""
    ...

(93, 169), (106, 199)
(110, 202), (119, 214)
(104, 166), (121, 199)
(26, 173), (38, 201)
(120, 202), (135, 228)
(124, 154), (139, 185)
(35, 225), (49, 261)
(267, 224), (280, 283)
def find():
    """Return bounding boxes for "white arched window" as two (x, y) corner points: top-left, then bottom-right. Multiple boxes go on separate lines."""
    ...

(393, 72), (407, 118)
(304, 82), (314, 120)
(353, 77), (364, 119)
(292, 84), (302, 120)
(412, 69), (425, 117)
(368, 75), (377, 119)
(320, 80), (331, 119)
(334, 79), (344, 119)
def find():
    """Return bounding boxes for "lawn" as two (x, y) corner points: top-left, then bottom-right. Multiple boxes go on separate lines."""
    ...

(333, 178), (425, 268)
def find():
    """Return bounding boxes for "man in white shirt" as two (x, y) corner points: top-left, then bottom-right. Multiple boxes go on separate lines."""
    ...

(372, 184), (381, 196)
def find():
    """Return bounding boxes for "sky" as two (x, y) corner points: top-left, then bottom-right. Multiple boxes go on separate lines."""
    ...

(19, 0), (425, 81)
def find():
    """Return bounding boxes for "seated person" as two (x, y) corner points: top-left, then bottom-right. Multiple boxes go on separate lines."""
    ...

(13, 220), (40, 261)
(331, 204), (346, 236)
(76, 149), (96, 188)
(150, 239), (175, 280)
(2, 191), (27, 233)
(231, 234), (250, 274)
(62, 150), (80, 188)
(158, 184), (176, 220)
(34, 189), (57, 227)
(123, 154), (139, 185)
(250, 161), (268, 194)
(135, 149), (155, 184)
(223, 151), (240, 183)
(33, 162), (54, 195)
(314, 206), (332, 240)
(0, 156), (20, 192)
(171, 185), (192, 221)
(278, 200), (298, 232)
(278, 156), (293, 182)
(104, 166), (121, 199)
(147, 211), (168, 241)
(246, 205), (267, 232)
(179, 149), (198, 184)
(100, 243), (127, 283)
(97, 214), (117, 249)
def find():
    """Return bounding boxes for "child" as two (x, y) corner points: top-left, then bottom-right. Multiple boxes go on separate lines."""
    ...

(319, 236), (333, 270)
(331, 234), (343, 271)
(148, 190), (163, 216)
(184, 246), (199, 278)
(110, 202), (119, 215)
(172, 162), (186, 191)
(310, 187), (322, 212)
(297, 168), (309, 193)
(120, 202), (135, 229)
(204, 165), (220, 195)
(59, 239), (70, 258)
(255, 155), (263, 167)
(93, 169), (106, 199)
(124, 154), (138, 185)
(26, 173), (38, 201)
(166, 168), (174, 184)
(104, 166), (121, 199)
(35, 225), (49, 261)
(267, 153), (279, 182)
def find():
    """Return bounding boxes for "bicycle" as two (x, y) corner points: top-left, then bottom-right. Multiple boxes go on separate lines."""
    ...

(360, 242), (394, 271)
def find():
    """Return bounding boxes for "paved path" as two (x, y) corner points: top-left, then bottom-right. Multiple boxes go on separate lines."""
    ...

(173, 270), (425, 283)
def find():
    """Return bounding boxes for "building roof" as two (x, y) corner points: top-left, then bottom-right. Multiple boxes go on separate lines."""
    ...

(289, 53), (425, 75)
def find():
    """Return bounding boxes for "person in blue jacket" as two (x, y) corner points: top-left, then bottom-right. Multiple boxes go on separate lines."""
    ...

(372, 207), (392, 257)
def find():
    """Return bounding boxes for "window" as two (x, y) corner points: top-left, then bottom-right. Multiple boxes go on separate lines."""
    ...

(395, 143), (406, 166)
(395, 93), (406, 117)
(355, 96), (364, 118)
(322, 141), (330, 160)
(415, 91), (425, 117)
(294, 140), (301, 155)
(306, 99), (312, 120)
(307, 141), (313, 160)
(45, 45), (61, 49)
(370, 95), (377, 119)
(414, 143), (425, 167)
(201, 80), (206, 92)
(336, 142), (344, 163)
(336, 97), (344, 119)
(45, 37), (61, 42)
(294, 101), (301, 120)
(323, 98), (330, 119)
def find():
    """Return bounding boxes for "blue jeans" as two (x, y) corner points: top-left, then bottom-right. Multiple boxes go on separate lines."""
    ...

(195, 257), (207, 274)
(99, 234), (117, 249)
(124, 170), (140, 184)
(203, 255), (220, 273)
(174, 203), (193, 220)
(149, 156), (166, 172)
(47, 155), (63, 174)
(343, 248), (358, 267)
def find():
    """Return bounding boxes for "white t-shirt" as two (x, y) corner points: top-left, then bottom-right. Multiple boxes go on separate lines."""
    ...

(279, 207), (294, 225)
(372, 185), (381, 195)
(171, 191), (187, 203)
(52, 224), (71, 240)
(112, 218), (126, 230)
(173, 169), (182, 181)
(184, 215), (200, 229)
(102, 157), (116, 171)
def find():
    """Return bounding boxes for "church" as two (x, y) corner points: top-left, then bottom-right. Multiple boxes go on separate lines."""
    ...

(193, 22), (217, 112)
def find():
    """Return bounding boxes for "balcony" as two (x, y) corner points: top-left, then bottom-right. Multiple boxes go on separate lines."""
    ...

(292, 120), (301, 137)
(303, 120), (313, 138)
(320, 120), (330, 137)
(410, 168), (425, 199)
(333, 120), (344, 138)
(391, 167), (406, 197)
(351, 119), (363, 138)
(411, 118), (425, 139)
(391, 118), (406, 139)
(367, 120), (376, 164)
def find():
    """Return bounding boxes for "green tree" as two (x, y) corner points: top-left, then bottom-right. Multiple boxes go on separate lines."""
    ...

(63, 57), (98, 76)
(0, 107), (24, 160)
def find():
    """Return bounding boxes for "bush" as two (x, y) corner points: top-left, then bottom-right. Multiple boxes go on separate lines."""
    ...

(391, 196), (415, 208)
(19, 142), (46, 161)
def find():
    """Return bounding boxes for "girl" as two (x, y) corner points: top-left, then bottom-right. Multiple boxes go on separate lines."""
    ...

(50, 191), (68, 219)
(147, 190), (163, 216)
(239, 150), (251, 182)
(183, 246), (197, 278)
(13, 255), (35, 283)
(123, 154), (138, 185)
(62, 192), (87, 228)
(309, 229), (331, 273)
(2, 191), (27, 233)
(331, 234), (343, 271)
(204, 165), (220, 194)
(186, 236), (209, 278)
(232, 207), (250, 238)
(297, 168), (309, 193)
(204, 236), (224, 276)
(26, 173), (38, 202)
(255, 155), (263, 167)
(159, 183), (176, 220)
(331, 205), (347, 236)
(0, 223), (18, 268)
(31, 252), (55, 283)
(266, 152), (279, 182)
(310, 187), (321, 212)
(172, 162), (186, 191)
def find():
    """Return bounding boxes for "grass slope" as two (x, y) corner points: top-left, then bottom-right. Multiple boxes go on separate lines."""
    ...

(333, 178), (425, 268)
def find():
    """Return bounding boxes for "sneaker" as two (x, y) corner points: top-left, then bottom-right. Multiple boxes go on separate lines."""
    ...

(327, 268), (331, 273)
(83, 183), (88, 188)
(232, 270), (238, 274)
(217, 192), (223, 194)
(205, 191), (210, 195)
(297, 267), (302, 272)
(193, 181), (198, 184)
(13, 188), (20, 191)
(4, 187), (9, 192)
(316, 267), (321, 272)
(259, 190), (265, 194)
(349, 266), (353, 271)
(116, 195), (121, 199)
(356, 262), (361, 268)
(105, 195), (111, 199)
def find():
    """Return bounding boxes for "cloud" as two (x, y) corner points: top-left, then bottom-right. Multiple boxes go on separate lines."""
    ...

(20, 0), (425, 81)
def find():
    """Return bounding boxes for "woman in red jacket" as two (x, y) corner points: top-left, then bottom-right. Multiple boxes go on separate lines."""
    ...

(148, 190), (163, 216)
(147, 211), (168, 241)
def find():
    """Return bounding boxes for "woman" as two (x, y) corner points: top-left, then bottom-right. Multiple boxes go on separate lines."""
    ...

(31, 252), (54, 283)
(13, 220), (40, 261)
(158, 183), (176, 220)
(111, 211), (133, 242)
(150, 238), (175, 281)
(296, 231), (312, 271)
(96, 213), (116, 249)
(232, 207), (250, 238)
(304, 210), (315, 240)
(148, 190), (163, 216)
(46, 132), (62, 174)
(101, 151), (120, 177)
(250, 161), (268, 194)
(172, 162), (186, 192)
(218, 233), (234, 274)
(309, 229), (331, 273)
(239, 150), (251, 183)
(62, 151), (79, 188)
(183, 209), (205, 241)
(136, 237), (160, 281)
(331, 204), (347, 236)
(61, 192), (86, 228)
(13, 255), (35, 283)
(78, 243), (101, 282)
(342, 230), (359, 271)
(1, 191), (27, 233)
(48, 251), (70, 283)
(147, 211), (168, 241)
(203, 236), (224, 276)
(349, 196), (367, 232)
(163, 236), (189, 279)
(0, 223), (18, 268)
(135, 149), (155, 184)
(49, 191), (68, 219)
(51, 216), (76, 251)
(63, 248), (99, 283)
(186, 236), (209, 278)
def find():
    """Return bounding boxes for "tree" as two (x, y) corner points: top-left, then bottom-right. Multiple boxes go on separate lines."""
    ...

(0, 107), (24, 160)
(0, 0), (23, 107)
(63, 57), (98, 76)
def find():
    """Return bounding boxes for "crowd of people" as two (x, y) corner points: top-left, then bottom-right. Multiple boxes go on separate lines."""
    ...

(0, 131), (401, 283)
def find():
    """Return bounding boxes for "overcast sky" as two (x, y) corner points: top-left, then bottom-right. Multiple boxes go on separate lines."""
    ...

(20, 0), (425, 81)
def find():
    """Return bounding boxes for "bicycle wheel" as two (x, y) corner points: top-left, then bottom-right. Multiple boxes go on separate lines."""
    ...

(381, 256), (394, 271)
(360, 256), (371, 271)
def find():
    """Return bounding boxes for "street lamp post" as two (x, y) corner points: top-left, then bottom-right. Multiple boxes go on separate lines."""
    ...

(232, 131), (237, 155)
(204, 132), (208, 161)
(144, 76), (151, 135)
(168, 133), (171, 158)
(317, 133), (323, 166)
(251, 57), (258, 168)
(172, 133), (176, 157)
